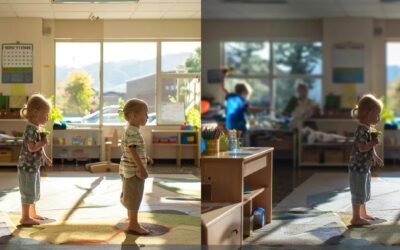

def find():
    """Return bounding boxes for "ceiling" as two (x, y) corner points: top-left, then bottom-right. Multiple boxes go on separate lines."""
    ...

(203, 0), (400, 19)
(0, 0), (200, 20)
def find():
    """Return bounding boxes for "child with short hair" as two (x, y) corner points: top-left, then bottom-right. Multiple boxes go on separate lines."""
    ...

(349, 94), (384, 226)
(18, 93), (52, 226)
(119, 98), (152, 235)
(224, 82), (253, 133)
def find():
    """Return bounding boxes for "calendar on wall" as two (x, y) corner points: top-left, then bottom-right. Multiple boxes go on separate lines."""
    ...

(1, 43), (33, 84)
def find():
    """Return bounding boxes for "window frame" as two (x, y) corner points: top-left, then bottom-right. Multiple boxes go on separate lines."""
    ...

(222, 39), (323, 114)
(54, 39), (201, 127)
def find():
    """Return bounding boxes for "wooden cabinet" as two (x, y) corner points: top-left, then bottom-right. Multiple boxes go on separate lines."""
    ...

(151, 129), (200, 167)
(201, 147), (273, 245)
(202, 202), (242, 246)
(52, 128), (102, 166)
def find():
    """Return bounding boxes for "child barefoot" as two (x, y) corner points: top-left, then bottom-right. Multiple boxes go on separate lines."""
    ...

(119, 98), (151, 235)
(349, 94), (384, 226)
(18, 94), (53, 225)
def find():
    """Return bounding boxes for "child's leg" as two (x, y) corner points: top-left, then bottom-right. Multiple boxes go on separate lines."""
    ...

(360, 204), (376, 220)
(29, 204), (46, 220)
(20, 203), (39, 225)
(128, 210), (148, 234)
(351, 204), (370, 225)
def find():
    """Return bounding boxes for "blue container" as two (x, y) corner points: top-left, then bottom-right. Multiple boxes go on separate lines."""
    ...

(253, 207), (265, 229)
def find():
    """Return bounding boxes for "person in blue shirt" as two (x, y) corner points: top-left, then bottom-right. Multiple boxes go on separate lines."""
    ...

(222, 82), (266, 146)
(224, 83), (251, 132)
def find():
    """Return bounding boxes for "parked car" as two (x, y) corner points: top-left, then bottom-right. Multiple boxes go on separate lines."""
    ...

(81, 105), (120, 124)
(65, 105), (157, 125)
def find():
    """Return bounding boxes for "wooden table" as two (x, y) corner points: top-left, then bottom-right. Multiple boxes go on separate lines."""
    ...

(201, 147), (273, 245)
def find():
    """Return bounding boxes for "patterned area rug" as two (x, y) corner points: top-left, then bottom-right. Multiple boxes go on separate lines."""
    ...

(244, 171), (400, 247)
(0, 172), (200, 247)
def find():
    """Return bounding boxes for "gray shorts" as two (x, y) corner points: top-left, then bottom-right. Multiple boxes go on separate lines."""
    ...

(349, 170), (371, 205)
(120, 175), (145, 211)
(18, 168), (40, 204)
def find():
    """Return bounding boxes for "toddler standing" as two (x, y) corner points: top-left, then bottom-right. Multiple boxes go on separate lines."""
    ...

(18, 94), (52, 225)
(119, 98), (152, 235)
(349, 94), (384, 226)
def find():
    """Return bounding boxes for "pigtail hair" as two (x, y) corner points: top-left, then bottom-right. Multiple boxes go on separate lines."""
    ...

(351, 105), (358, 119)
(20, 104), (28, 119)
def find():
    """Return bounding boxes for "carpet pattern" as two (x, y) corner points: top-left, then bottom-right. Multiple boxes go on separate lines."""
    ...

(0, 172), (200, 247)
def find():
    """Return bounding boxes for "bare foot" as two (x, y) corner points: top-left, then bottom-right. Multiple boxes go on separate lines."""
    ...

(32, 215), (47, 220)
(351, 218), (370, 226)
(127, 225), (149, 235)
(362, 214), (377, 220)
(20, 218), (40, 226)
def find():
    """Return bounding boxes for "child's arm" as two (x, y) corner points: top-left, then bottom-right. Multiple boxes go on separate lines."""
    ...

(221, 77), (229, 96)
(248, 106), (269, 113)
(27, 139), (47, 153)
(373, 147), (384, 168)
(357, 141), (376, 153)
(129, 146), (148, 180)
(41, 148), (53, 167)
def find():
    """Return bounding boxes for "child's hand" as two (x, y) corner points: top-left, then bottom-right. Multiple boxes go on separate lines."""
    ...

(147, 156), (154, 166)
(374, 156), (384, 168)
(371, 137), (379, 146)
(138, 168), (149, 180)
(41, 136), (48, 146)
(44, 157), (53, 167)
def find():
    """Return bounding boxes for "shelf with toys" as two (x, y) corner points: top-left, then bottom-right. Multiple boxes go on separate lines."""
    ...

(52, 128), (102, 165)
(0, 119), (26, 167)
(151, 123), (200, 167)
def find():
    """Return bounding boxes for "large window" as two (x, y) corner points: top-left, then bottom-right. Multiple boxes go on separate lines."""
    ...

(103, 42), (157, 124)
(223, 41), (322, 114)
(56, 41), (201, 126)
(386, 42), (400, 116)
(159, 42), (201, 126)
(55, 42), (101, 124)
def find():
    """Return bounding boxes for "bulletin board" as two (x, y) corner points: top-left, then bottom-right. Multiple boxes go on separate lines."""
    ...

(332, 42), (364, 84)
(2, 43), (33, 84)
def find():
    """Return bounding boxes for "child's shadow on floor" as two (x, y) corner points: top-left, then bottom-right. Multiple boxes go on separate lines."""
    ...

(347, 218), (388, 229)
(16, 218), (56, 228)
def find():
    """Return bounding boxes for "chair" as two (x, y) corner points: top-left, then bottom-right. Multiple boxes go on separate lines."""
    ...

(85, 129), (120, 173)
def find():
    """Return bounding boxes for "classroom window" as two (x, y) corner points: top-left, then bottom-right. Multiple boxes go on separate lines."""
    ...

(223, 41), (271, 108)
(103, 42), (157, 125)
(56, 40), (200, 126)
(223, 41), (322, 113)
(272, 42), (322, 113)
(55, 42), (101, 124)
(159, 41), (201, 126)
(386, 42), (400, 117)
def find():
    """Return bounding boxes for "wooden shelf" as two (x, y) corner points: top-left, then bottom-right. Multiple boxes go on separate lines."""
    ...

(0, 162), (17, 166)
(151, 129), (200, 167)
(53, 145), (101, 148)
(300, 162), (348, 167)
(302, 142), (353, 147)
(243, 187), (265, 204)
(152, 143), (179, 146)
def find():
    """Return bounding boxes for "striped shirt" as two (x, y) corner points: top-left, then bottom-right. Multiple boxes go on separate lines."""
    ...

(119, 125), (147, 178)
